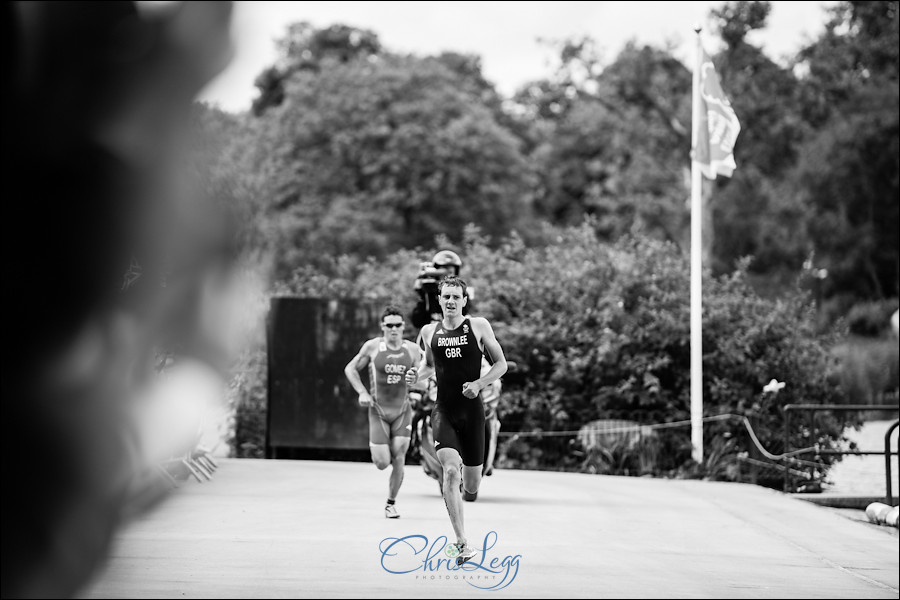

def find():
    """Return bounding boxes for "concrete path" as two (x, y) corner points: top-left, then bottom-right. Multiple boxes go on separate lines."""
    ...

(79, 459), (899, 598)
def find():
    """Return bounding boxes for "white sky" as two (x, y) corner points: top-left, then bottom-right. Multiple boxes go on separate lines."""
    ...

(200, 1), (837, 113)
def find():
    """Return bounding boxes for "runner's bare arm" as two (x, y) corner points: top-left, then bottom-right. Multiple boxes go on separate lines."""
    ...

(344, 339), (376, 405)
(405, 325), (435, 385)
(404, 341), (425, 388)
(463, 318), (507, 398)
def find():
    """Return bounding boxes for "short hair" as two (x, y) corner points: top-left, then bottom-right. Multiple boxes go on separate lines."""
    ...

(438, 276), (468, 298)
(381, 305), (404, 322)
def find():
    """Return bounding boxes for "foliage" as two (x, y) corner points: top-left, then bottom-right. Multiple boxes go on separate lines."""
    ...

(707, 2), (812, 276)
(242, 29), (535, 280)
(831, 335), (900, 405)
(579, 435), (663, 477)
(207, 13), (898, 478)
(252, 22), (383, 116)
(205, 10), (897, 305)
(259, 224), (850, 488)
(228, 349), (268, 459)
(790, 1), (899, 301)
(514, 40), (692, 247)
(846, 298), (900, 337)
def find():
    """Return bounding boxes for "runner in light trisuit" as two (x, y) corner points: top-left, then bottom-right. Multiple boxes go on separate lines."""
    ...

(344, 306), (421, 518)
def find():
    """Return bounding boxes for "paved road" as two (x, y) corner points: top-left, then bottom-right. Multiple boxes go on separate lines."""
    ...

(79, 459), (899, 599)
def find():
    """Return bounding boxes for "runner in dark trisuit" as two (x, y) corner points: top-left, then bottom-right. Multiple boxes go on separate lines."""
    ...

(345, 307), (421, 519)
(405, 277), (508, 565)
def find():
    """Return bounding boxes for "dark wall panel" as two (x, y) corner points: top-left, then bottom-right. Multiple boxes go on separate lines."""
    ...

(267, 298), (381, 453)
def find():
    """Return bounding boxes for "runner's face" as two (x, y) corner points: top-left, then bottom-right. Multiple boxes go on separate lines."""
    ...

(382, 317), (404, 341)
(439, 285), (466, 317)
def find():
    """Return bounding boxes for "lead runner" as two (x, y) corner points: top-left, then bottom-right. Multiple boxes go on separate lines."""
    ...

(405, 276), (508, 565)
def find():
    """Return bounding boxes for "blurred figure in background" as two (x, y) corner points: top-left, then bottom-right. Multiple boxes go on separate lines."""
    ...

(2, 2), (236, 597)
(411, 250), (469, 329)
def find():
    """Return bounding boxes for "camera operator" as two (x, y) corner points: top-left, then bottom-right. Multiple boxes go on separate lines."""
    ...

(411, 250), (475, 329)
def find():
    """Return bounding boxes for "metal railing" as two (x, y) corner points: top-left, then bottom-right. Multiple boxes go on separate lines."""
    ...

(493, 406), (898, 501)
(886, 420), (899, 505)
(783, 404), (899, 502)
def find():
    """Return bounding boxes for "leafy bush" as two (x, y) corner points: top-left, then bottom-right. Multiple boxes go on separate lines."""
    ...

(237, 222), (851, 488)
(458, 225), (846, 487)
(831, 336), (900, 405)
(228, 349), (268, 459)
(846, 299), (900, 337)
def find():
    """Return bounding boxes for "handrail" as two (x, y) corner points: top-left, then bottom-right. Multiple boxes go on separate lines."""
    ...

(885, 420), (899, 505)
(783, 404), (899, 496)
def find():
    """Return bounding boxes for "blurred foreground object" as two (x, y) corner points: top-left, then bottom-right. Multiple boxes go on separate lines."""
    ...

(2, 1), (234, 597)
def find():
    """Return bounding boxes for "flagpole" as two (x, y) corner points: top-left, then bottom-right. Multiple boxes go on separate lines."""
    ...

(690, 25), (704, 464)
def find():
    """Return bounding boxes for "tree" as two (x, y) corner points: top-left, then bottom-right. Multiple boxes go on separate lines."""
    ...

(791, 1), (899, 300)
(247, 50), (533, 278)
(189, 103), (270, 260)
(516, 40), (693, 247)
(251, 22), (383, 116)
(708, 1), (811, 277)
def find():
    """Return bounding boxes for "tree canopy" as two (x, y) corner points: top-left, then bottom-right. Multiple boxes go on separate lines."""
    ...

(200, 2), (898, 310)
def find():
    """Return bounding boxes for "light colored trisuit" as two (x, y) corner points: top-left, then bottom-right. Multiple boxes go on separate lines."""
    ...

(367, 341), (415, 445)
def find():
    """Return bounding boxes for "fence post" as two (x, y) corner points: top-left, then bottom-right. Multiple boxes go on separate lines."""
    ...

(783, 406), (791, 492)
(748, 414), (759, 485)
(886, 420), (899, 505)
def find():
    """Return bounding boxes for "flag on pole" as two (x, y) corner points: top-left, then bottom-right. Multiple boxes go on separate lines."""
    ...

(693, 47), (740, 179)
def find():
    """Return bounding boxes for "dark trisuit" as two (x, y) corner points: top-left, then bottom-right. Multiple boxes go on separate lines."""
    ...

(431, 319), (485, 466)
